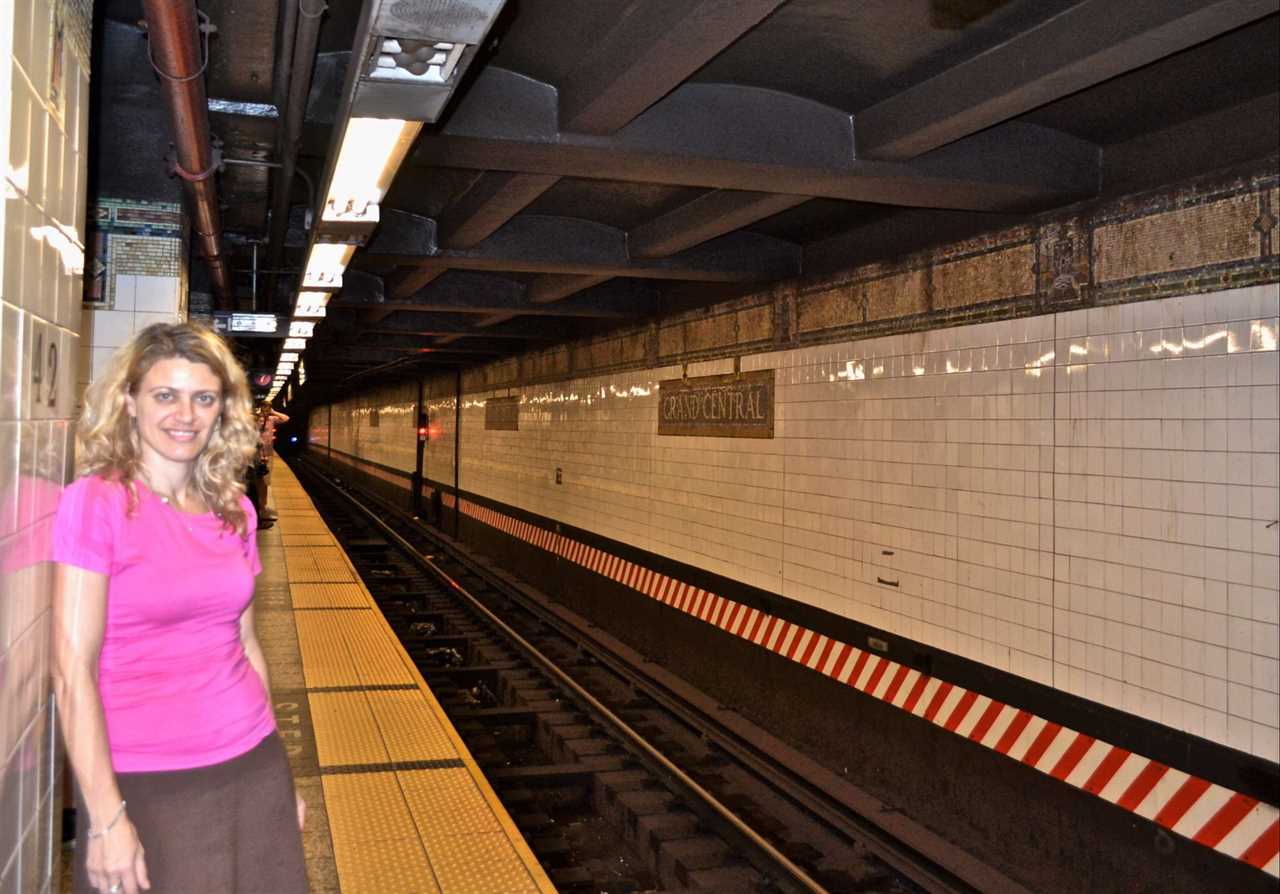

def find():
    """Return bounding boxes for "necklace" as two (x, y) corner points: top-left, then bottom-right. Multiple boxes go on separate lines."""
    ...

(138, 470), (198, 529)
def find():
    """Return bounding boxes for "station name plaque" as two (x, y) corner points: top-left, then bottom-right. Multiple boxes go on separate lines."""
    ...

(658, 370), (774, 438)
(485, 395), (520, 431)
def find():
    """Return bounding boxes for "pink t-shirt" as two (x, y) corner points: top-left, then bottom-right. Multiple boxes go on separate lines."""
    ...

(52, 475), (274, 772)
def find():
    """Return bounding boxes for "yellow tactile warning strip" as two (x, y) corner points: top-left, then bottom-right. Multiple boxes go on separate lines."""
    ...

(285, 546), (358, 583)
(367, 689), (458, 763)
(294, 612), (365, 688)
(292, 582), (370, 608)
(309, 691), (392, 767)
(282, 533), (337, 547)
(321, 773), (442, 894)
(272, 463), (556, 894)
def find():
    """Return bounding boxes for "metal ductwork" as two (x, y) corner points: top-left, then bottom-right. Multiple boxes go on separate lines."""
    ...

(140, 0), (232, 308)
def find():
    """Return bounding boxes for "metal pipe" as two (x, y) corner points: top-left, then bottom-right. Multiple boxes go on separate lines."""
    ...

(267, 0), (327, 307)
(271, 0), (300, 119)
(223, 157), (281, 168)
(140, 0), (232, 307)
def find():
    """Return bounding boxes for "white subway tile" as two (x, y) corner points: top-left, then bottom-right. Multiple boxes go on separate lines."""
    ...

(1, 190), (23, 306)
(0, 303), (20, 418)
(134, 275), (180, 313)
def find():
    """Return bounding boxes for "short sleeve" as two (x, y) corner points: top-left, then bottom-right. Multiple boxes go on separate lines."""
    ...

(52, 476), (122, 575)
(241, 496), (262, 576)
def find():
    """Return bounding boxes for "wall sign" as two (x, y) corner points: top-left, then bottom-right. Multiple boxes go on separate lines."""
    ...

(658, 370), (774, 438)
(484, 395), (520, 431)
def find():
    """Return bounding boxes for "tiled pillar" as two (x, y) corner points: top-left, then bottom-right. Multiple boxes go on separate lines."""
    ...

(79, 198), (186, 396)
(0, 0), (92, 890)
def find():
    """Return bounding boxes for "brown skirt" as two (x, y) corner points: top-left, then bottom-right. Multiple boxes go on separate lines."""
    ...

(75, 734), (307, 894)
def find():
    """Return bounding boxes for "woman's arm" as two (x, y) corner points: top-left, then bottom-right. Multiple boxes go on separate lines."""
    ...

(238, 601), (270, 696)
(53, 563), (150, 893)
(240, 601), (306, 830)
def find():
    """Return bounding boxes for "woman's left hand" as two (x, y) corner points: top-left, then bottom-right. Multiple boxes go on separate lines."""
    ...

(295, 793), (307, 831)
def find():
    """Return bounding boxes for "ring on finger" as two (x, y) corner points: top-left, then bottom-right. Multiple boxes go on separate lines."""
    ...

(108, 883), (122, 894)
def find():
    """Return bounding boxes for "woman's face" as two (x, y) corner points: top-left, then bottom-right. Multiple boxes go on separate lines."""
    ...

(125, 357), (224, 470)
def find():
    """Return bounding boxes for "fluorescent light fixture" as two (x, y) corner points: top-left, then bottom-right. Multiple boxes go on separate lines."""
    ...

(284, 338), (307, 350)
(289, 321), (316, 338)
(304, 242), (355, 279)
(317, 118), (421, 243)
(301, 269), (343, 291)
(326, 118), (422, 213)
(280, 352), (299, 363)
(295, 290), (330, 318)
(318, 203), (380, 244)
(301, 243), (352, 290)
(276, 365), (295, 375)
(296, 290), (330, 307)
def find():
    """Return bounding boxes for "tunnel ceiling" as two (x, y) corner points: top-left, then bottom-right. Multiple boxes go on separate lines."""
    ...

(93, 1), (1280, 393)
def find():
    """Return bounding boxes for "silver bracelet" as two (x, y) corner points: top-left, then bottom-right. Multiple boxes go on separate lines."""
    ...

(88, 800), (127, 839)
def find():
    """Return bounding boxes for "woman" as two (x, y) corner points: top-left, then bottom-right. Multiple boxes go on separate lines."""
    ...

(52, 323), (307, 894)
(253, 401), (289, 524)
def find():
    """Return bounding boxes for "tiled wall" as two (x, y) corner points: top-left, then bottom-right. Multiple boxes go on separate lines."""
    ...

(407, 286), (1280, 761)
(80, 274), (183, 384)
(0, 0), (92, 889)
(328, 381), (417, 474)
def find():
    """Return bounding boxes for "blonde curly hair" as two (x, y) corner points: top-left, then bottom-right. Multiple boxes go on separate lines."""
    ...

(76, 322), (260, 536)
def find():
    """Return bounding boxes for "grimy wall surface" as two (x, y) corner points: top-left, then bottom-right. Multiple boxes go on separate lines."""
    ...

(311, 160), (1280, 887)
(0, 0), (92, 890)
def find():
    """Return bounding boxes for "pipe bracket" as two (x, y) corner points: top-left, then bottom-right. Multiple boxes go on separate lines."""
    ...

(170, 146), (222, 182)
(147, 8), (214, 84)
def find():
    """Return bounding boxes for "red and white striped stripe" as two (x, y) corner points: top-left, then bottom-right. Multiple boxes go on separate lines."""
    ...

(453, 497), (1280, 877)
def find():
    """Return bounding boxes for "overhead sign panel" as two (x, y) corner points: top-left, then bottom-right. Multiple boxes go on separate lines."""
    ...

(212, 312), (284, 337)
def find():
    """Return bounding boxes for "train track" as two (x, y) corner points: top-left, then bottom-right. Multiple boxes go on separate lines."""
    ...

(292, 459), (1004, 894)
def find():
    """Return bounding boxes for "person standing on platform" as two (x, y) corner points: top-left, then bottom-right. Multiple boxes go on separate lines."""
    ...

(255, 401), (289, 523)
(51, 323), (307, 894)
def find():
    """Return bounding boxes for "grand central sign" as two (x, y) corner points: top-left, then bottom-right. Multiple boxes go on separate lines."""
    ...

(485, 395), (520, 431)
(657, 370), (774, 438)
